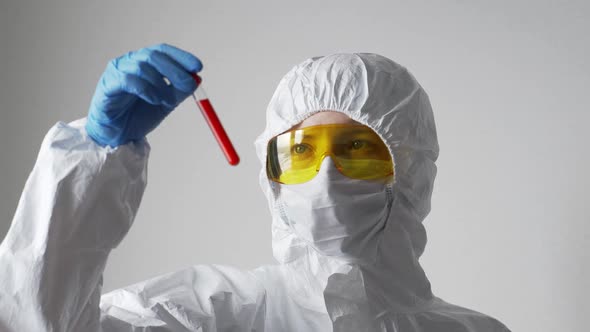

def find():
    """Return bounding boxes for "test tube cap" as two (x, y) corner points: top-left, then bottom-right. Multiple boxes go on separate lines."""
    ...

(190, 72), (202, 85)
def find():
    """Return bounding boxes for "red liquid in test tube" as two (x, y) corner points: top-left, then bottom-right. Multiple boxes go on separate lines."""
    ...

(190, 73), (240, 166)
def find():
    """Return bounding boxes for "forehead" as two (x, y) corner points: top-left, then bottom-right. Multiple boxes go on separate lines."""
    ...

(290, 111), (360, 130)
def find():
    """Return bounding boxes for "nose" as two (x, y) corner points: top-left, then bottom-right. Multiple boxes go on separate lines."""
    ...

(315, 156), (341, 179)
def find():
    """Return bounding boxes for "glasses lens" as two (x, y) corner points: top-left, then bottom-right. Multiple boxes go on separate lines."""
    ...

(266, 124), (394, 184)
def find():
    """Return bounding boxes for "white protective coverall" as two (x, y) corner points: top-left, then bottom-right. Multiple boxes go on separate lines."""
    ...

(0, 53), (511, 331)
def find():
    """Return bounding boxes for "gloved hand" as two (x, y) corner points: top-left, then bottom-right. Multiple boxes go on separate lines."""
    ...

(86, 43), (203, 147)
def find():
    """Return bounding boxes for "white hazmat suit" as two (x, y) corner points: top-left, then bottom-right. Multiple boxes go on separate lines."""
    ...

(0, 53), (511, 331)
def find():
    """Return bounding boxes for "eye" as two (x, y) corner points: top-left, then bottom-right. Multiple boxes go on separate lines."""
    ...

(293, 144), (309, 154)
(351, 140), (366, 150)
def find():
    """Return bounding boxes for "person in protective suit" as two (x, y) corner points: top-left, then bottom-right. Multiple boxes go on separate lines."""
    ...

(0, 44), (511, 331)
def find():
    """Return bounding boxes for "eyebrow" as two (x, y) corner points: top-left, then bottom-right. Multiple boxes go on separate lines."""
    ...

(291, 130), (314, 142)
(299, 133), (316, 141)
(333, 129), (375, 140)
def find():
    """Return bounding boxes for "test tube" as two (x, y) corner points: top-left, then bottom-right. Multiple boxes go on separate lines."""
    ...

(190, 73), (240, 166)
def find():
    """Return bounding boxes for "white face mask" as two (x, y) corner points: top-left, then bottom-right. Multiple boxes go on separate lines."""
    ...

(277, 157), (392, 263)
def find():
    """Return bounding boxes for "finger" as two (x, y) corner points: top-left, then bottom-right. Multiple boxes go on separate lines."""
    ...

(102, 60), (177, 107)
(118, 73), (176, 107)
(115, 54), (169, 89)
(148, 43), (203, 72)
(173, 88), (194, 106)
(134, 48), (197, 93)
(114, 54), (191, 108)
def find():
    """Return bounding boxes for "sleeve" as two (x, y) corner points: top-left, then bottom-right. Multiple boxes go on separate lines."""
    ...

(0, 119), (149, 332)
(99, 264), (267, 332)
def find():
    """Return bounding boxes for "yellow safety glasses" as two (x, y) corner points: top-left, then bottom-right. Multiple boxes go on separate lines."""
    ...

(266, 123), (394, 184)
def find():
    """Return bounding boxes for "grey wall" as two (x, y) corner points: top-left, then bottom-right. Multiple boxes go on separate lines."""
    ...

(1, 1), (589, 330)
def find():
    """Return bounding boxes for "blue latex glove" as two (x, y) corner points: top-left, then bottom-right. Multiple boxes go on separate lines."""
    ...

(86, 43), (203, 147)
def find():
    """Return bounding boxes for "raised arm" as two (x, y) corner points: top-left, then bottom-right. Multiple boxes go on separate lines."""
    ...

(0, 43), (203, 331)
(0, 119), (150, 331)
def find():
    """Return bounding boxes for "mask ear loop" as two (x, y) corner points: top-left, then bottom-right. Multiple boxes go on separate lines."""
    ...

(266, 139), (291, 226)
(270, 179), (292, 228)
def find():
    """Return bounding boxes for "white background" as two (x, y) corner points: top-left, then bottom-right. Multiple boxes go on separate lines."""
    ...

(1, 1), (589, 331)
